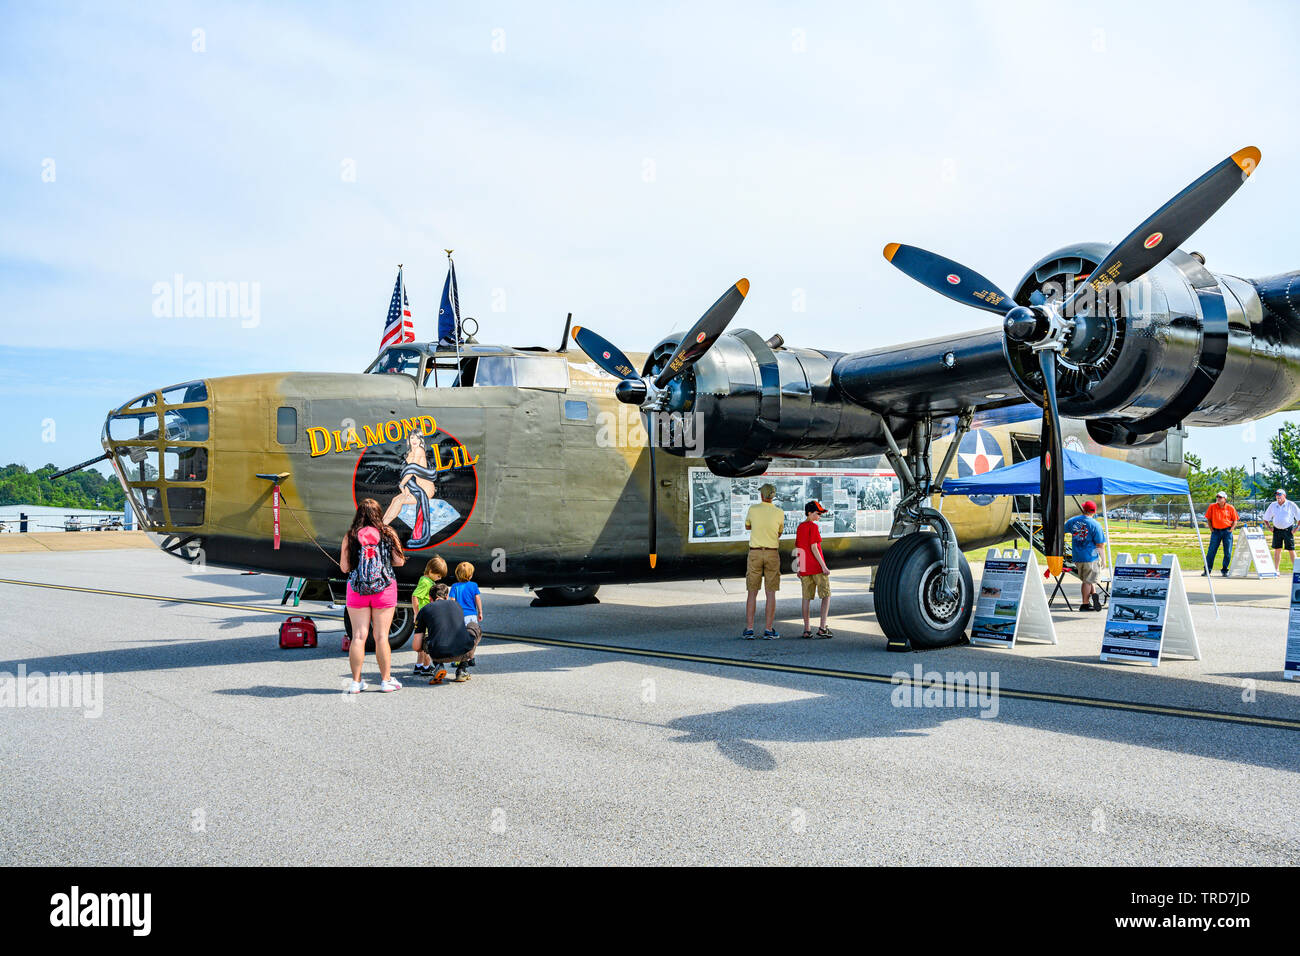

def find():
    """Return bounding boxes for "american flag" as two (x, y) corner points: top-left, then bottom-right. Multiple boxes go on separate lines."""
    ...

(380, 267), (414, 349)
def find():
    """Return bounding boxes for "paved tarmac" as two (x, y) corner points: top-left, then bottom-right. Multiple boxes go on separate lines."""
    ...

(0, 547), (1297, 865)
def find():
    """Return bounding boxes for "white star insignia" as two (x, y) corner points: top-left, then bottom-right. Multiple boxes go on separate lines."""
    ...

(958, 431), (1003, 475)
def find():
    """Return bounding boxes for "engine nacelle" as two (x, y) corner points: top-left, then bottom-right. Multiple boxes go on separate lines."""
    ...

(1007, 243), (1300, 434)
(645, 328), (884, 475)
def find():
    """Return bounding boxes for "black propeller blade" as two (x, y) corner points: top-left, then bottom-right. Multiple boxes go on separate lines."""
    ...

(646, 411), (658, 568)
(570, 326), (639, 380)
(1037, 351), (1065, 579)
(653, 278), (749, 388)
(883, 147), (1261, 581)
(568, 279), (752, 567)
(882, 243), (1014, 316)
(1061, 146), (1261, 318)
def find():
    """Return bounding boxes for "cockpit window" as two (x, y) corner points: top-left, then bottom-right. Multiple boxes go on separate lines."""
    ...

(472, 355), (569, 389)
(369, 347), (423, 378)
(474, 356), (514, 387)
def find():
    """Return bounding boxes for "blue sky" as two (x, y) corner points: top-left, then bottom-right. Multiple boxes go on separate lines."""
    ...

(3, 0), (1300, 472)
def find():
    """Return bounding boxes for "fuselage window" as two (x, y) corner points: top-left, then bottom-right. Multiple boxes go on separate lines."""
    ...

(515, 356), (570, 389)
(276, 406), (297, 445)
(564, 400), (589, 421)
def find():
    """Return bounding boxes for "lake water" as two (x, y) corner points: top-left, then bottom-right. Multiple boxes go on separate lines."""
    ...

(0, 504), (129, 532)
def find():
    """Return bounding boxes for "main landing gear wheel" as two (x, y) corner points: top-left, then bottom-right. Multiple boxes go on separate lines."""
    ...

(873, 532), (973, 650)
(342, 604), (414, 651)
(533, 585), (600, 605)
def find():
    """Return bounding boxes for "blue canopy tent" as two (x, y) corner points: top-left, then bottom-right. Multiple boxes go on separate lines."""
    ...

(940, 449), (1215, 611)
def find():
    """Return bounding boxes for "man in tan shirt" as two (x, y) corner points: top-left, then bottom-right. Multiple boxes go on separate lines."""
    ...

(743, 483), (785, 639)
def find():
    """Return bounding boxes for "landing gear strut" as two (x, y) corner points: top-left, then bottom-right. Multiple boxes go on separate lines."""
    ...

(875, 409), (975, 650)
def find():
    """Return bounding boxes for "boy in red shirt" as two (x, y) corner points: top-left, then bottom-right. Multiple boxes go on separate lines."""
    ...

(795, 500), (833, 638)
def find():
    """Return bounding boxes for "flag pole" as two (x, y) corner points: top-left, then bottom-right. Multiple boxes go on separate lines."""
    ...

(446, 249), (462, 370)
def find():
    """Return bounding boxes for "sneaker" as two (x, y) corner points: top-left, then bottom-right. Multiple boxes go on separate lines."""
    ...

(1220, 569), (1229, 577)
(815, 626), (834, 639)
(1090, 593), (1101, 611)
(801, 629), (813, 639)
(762, 628), (780, 640)
(741, 628), (755, 640)
(1201, 569), (1208, 576)
(429, 667), (447, 685)
(453, 664), (470, 682)
(412, 664), (429, 676)
(347, 680), (367, 694)
(466, 657), (477, 667)
(381, 677), (402, 693)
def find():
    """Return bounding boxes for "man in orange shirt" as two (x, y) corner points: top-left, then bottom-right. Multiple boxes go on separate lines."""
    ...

(1203, 491), (1238, 577)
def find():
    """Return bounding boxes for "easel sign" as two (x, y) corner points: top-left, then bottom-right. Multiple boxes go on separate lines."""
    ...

(1101, 554), (1200, 666)
(1285, 572), (1300, 681)
(1229, 525), (1278, 579)
(969, 548), (1057, 648)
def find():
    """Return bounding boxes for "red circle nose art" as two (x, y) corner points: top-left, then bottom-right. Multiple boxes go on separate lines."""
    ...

(946, 274), (960, 285)
(1144, 232), (1163, 249)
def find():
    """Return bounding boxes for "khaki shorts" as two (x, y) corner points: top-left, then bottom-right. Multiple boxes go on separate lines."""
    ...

(800, 573), (830, 600)
(1075, 560), (1100, 584)
(746, 549), (781, 592)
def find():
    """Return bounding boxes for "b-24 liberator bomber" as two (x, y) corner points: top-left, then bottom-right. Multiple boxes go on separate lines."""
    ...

(83, 146), (1300, 651)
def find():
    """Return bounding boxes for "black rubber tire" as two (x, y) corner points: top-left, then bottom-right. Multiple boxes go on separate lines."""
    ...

(534, 584), (600, 604)
(873, 532), (973, 649)
(343, 604), (414, 651)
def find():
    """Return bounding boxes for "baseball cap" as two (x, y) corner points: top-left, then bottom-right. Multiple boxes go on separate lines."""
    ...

(1277, 489), (1286, 495)
(1215, 491), (1227, 499)
(759, 483), (776, 497)
(805, 500), (828, 514)
(1081, 501), (1097, 513)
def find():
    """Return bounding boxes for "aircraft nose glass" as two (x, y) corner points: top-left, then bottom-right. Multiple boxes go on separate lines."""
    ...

(104, 383), (211, 531)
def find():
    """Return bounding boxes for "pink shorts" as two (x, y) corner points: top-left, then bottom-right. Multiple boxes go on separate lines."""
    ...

(346, 582), (397, 609)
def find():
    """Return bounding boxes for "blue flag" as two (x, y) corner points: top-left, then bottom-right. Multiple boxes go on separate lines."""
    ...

(437, 258), (460, 346)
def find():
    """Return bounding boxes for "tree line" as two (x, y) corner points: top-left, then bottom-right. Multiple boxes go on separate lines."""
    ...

(0, 464), (126, 511)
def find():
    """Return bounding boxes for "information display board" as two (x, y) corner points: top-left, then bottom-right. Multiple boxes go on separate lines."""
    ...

(1101, 554), (1200, 666)
(1229, 525), (1278, 579)
(688, 466), (898, 543)
(969, 548), (1057, 648)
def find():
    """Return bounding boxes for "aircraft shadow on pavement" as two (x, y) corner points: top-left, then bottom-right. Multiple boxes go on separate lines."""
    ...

(476, 643), (1300, 775)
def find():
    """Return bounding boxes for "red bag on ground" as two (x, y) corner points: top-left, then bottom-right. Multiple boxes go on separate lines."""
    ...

(278, 616), (318, 649)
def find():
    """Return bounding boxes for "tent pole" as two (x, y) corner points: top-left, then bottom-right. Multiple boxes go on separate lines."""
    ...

(1102, 493), (1113, 570)
(1189, 495), (1218, 617)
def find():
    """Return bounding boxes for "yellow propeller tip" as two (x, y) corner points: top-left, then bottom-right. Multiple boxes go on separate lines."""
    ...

(571, 325), (582, 338)
(735, 278), (750, 297)
(649, 554), (657, 569)
(1232, 146), (1261, 175)
(883, 242), (900, 262)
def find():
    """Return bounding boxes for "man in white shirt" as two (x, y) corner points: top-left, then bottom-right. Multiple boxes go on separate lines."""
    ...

(1263, 488), (1300, 571)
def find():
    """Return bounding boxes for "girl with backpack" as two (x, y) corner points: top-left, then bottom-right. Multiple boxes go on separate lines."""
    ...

(339, 498), (407, 693)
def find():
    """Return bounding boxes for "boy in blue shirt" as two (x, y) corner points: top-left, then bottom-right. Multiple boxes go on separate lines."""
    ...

(449, 562), (483, 626)
(1063, 500), (1107, 611)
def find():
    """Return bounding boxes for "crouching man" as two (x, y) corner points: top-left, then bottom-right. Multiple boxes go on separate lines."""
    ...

(416, 594), (481, 684)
